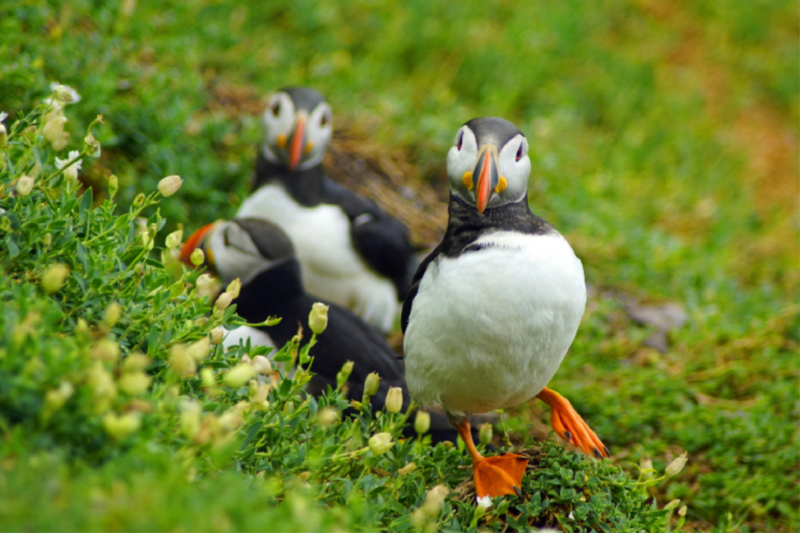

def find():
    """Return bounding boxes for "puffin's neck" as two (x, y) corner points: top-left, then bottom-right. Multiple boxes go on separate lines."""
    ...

(231, 258), (305, 323)
(253, 151), (326, 207)
(439, 194), (554, 257)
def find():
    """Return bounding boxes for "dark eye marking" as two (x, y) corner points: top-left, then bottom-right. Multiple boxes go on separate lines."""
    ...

(271, 100), (281, 116)
(457, 131), (463, 150)
(516, 143), (524, 162)
(320, 112), (329, 126)
(223, 227), (230, 246)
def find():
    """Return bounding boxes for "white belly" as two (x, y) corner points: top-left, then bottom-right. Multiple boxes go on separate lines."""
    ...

(237, 184), (398, 332)
(403, 231), (586, 414)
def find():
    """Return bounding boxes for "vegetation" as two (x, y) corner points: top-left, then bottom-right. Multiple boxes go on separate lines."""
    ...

(1, 1), (797, 532)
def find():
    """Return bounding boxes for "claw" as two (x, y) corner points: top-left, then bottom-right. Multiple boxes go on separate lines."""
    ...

(536, 387), (609, 458)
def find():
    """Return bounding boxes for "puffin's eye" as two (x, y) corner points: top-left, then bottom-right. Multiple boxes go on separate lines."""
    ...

(457, 131), (463, 150)
(223, 228), (231, 247)
(271, 100), (281, 116)
(320, 112), (329, 127)
(515, 143), (524, 162)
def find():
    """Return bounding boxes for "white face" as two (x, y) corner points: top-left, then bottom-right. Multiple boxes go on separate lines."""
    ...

(446, 125), (530, 211)
(205, 221), (270, 284)
(261, 92), (332, 171)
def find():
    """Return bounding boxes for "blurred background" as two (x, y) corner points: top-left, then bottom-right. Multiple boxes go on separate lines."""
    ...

(1, 1), (797, 530)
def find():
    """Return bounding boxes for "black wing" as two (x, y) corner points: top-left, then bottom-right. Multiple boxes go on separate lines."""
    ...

(323, 177), (416, 298)
(400, 244), (442, 334)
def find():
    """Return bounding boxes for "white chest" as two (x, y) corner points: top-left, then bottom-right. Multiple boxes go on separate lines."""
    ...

(403, 231), (587, 413)
(236, 184), (398, 332)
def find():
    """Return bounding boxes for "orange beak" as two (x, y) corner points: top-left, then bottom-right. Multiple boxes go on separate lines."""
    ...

(474, 148), (498, 214)
(287, 113), (307, 171)
(180, 222), (216, 266)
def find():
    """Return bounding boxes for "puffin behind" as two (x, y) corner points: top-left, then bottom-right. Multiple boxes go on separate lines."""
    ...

(181, 217), (459, 443)
(235, 87), (416, 333)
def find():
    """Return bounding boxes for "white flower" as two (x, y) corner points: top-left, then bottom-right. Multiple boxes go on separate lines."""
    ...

(308, 302), (329, 335)
(55, 150), (82, 180)
(476, 495), (493, 511)
(50, 82), (81, 104)
(16, 175), (35, 197)
(368, 432), (394, 455)
(251, 355), (272, 375)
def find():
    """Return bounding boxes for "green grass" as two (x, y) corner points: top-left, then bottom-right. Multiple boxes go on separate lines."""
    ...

(1, 0), (798, 531)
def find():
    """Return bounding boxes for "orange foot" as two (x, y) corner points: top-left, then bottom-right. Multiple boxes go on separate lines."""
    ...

(537, 387), (609, 458)
(457, 420), (529, 498)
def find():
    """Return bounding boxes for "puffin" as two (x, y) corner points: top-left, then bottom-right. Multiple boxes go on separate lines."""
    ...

(236, 87), (416, 333)
(402, 117), (608, 498)
(180, 217), (460, 443)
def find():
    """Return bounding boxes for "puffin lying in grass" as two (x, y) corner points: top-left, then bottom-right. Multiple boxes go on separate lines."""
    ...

(236, 87), (416, 333)
(402, 117), (608, 498)
(180, 217), (460, 443)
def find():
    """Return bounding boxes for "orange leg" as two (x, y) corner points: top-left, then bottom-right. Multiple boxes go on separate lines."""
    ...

(457, 420), (528, 498)
(537, 387), (609, 458)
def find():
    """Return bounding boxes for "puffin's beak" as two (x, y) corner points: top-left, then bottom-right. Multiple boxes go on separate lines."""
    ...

(180, 222), (217, 268)
(287, 112), (307, 171)
(474, 146), (499, 214)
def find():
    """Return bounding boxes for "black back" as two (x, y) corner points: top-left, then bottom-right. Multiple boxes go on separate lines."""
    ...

(401, 194), (553, 333)
(251, 152), (417, 297)
(232, 258), (456, 442)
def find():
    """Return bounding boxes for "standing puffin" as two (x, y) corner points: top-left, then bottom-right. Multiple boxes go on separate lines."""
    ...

(236, 87), (415, 333)
(402, 117), (608, 498)
(180, 217), (459, 443)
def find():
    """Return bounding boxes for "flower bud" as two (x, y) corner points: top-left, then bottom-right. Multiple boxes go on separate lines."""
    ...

(16, 175), (34, 196)
(41, 263), (69, 293)
(385, 387), (403, 414)
(336, 360), (354, 388)
(422, 484), (449, 517)
(44, 381), (74, 412)
(368, 432), (394, 455)
(42, 108), (67, 147)
(350, 400), (364, 411)
(132, 193), (145, 207)
(0, 122), (6, 149)
(107, 175), (119, 199)
(665, 452), (688, 477)
(118, 371), (152, 395)
(414, 410), (431, 435)
(398, 462), (417, 475)
(186, 337), (210, 363)
(226, 278), (241, 299)
(91, 338), (120, 363)
(83, 133), (101, 157)
(678, 505), (687, 518)
(224, 363), (255, 388)
(364, 372), (380, 398)
(105, 302), (122, 327)
(158, 175), (183, 197)
(664, 499), (681, 512)
(87, 362), (117, 412)
(317, 407), (339, 427)
(640, 457), (654, 481)
(42, 233), (52, 248)
(251, 355), (272, 375)
(169, 345), (196, 378)
(209, 327), (224, 345)
(180, 400), (202, 439)
(195, 273), (215, 289)
(308, 302), (329, 335)
(190, 248), (205, 267)
(215, 291), (233, 315)
(165, 229), (183, 250)
(53, 84), (80, 104)
(201, 368), (215, 388)
(122, 352), (150, 373)
(102, 412), (141, 440)
(479, 423), (493, 445)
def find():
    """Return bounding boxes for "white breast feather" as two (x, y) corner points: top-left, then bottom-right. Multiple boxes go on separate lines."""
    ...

(237, 184), (398, 332)
(403, 231), (587, 414)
